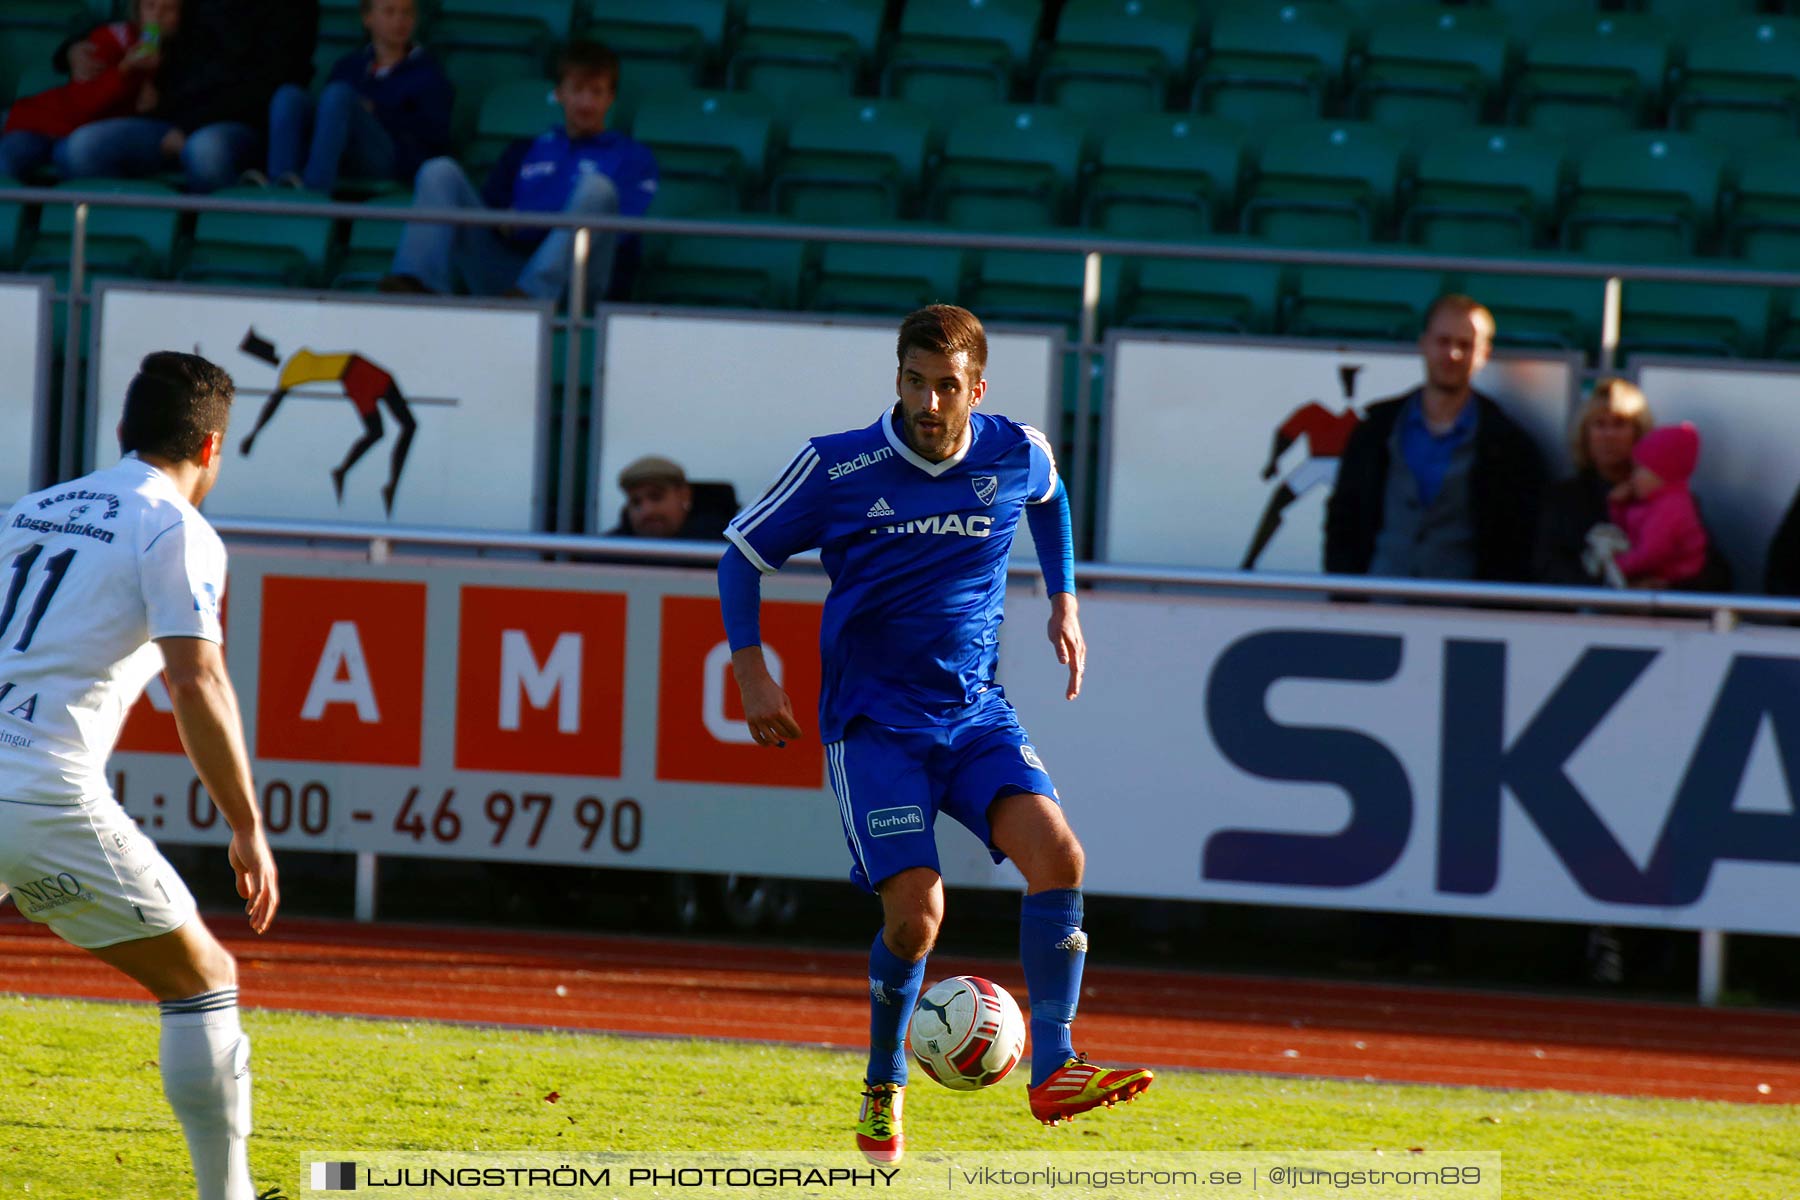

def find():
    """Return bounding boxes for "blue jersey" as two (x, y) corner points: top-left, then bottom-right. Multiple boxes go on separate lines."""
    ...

(727, 407), (1060, 742)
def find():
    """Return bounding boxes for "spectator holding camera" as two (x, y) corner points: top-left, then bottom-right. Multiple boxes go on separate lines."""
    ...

(0, 0), (179, 180)
(57, 0), (318, 193)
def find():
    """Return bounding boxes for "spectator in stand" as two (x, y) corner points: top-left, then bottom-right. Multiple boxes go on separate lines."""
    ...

(1536, 381), (1731, 593)
(1765, 483), (1800, 596)
(56, 0), (318, 193)
(261, 0), (451, 192)
(606, 455), (733, 540)
(1534, 378), (1654, 585)
(1607, 422), (1709, 590)
(379, 40), (657, 305)
(1325, 294), (1545, 582)
(0, 0), (179, 181)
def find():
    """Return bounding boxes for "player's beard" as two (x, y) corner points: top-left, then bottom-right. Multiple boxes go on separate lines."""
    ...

(905, 409), (965, 461)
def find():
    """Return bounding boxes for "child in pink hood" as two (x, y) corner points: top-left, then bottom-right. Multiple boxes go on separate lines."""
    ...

(1609, 421), (1708, 586)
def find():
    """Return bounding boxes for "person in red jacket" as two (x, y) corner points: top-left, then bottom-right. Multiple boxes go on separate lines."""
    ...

(1608, 421), (1709, 588)
(0, 0), (180, 180)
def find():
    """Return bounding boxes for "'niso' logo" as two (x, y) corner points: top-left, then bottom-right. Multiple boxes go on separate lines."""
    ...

(828, 447), (894, 479)
(867, 805), (926, 837)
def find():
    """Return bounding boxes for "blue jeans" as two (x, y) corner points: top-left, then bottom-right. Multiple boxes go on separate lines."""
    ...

(267, 82), (398, 191)
(57, 116), (260, 192)
(0, 131), (55, 179)
(391, 156), (620, 304)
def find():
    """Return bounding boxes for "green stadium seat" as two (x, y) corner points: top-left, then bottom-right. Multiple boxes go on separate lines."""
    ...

(768, 98), (935, 225)
(1480, 0), (1570, 41)
(585, 0), (729, 74)
(0, 178), (28, 270)
(1563, 132), (1726, 262)
(434, 44), (554, 148)
(0, 1), (89, 31)
(1457, 269), (1605, 353)
(463, 79), (560, 179)
(610, 58), (705, 136)
(964, 245), (1109, 332)
(332, 193), (415, 289)
(1669, 17), (1800, 155)
(1352, 6), (1509, 136)
(1240, 120), (1408, 246)
(1402, 127), (1566, 253)
(179, 188), (336, 289)
(1511, 14), (1671, 144)
(1724, 139), (1800, 267)
(1115, 251), (1285, 334)
(1619, 279), (1771, 357)
(882, 0), (1040, 117)
(1081, 113), (1246, 239)
(1284, 263), (1446, 341)
(631, 89), (777, 212)
(638, 216), (810, 309)
(1037, 0), (1199, 118)
(726, 0), (884, 113)
(432, 0), (575, 47)
(929, 104), (1089, 231)
(0, 27), (68, 107)
(1641, 0), (1762, 37)
(1192, 2), (1352, 132)
(806, 228), (965, 314)
(25, 180), (181, 279)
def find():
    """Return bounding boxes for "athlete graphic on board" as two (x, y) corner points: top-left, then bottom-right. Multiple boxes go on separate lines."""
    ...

(1241, 364), (1365, 570)
(235, 328), (419, 515)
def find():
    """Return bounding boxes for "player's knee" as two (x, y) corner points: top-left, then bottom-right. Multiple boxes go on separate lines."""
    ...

(566, 171), (620, 213)
(885, 912), (938, 961)
(413, 156), (465, 198)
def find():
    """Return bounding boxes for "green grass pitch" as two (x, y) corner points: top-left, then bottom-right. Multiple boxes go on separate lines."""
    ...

(2, 994), (1797, 1199)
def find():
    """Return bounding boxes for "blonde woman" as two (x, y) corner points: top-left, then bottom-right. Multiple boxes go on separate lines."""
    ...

(1533, 378), (1654, 584)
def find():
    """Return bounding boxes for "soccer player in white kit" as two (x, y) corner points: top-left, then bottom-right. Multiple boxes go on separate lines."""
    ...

(0, 351), (280, 1200)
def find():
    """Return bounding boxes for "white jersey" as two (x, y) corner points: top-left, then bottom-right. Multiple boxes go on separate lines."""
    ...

(0, 455), (224, 804)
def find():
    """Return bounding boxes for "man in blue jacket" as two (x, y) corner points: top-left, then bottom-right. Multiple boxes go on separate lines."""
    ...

(264, 0), (453, 192)
(381, 40), (657, 305)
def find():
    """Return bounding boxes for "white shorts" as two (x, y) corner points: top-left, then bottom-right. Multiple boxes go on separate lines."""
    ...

(1282, 456), (1340, 498)
(0, 797), (197, 949)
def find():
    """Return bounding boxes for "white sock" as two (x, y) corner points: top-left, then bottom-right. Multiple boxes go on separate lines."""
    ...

(159, 988), (253, 1200)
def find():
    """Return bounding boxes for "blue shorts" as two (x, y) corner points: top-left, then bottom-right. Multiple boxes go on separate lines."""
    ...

(826, 699), (1060, 893)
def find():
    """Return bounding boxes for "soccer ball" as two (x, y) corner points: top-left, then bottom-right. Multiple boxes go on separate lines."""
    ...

(907, 976), (1026, 1091)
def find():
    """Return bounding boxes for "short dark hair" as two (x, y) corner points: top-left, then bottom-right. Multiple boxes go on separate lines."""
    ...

(557, 39), (620, 90)
(1423, 292), (1495, 340)
(896, 305), (988, 380)
(118, 352), (235, 462)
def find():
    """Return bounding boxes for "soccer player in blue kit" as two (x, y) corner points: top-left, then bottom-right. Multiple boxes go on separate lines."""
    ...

(716, 306), (1152, 1164)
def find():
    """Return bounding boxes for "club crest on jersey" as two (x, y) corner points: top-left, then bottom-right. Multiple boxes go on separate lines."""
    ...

(971, 475), (999, 506)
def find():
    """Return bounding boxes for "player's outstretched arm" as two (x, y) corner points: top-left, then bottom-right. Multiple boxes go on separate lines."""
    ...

(157, 636), (280, 933)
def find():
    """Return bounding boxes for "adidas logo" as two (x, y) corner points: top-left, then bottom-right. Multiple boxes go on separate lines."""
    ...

(867, 497), (896, 519)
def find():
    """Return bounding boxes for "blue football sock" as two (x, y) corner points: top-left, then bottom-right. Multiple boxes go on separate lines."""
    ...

(866, 930), (927, 1086)
(1020, 888), (1086, 1087)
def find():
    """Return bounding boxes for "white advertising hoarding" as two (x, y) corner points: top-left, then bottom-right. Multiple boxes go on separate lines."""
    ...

(107, 549), (1800, 936)
(1631, 358), (1800, 592)
(1100, 335), (1578, 571)
(91, 284), (551, 529)
(594, 310), (1062, 553)
(0, 277), (53, 505)
(1003, 589), (1800, 936)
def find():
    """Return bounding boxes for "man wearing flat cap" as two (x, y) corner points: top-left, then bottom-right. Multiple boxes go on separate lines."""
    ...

(606, 454), (732, 540)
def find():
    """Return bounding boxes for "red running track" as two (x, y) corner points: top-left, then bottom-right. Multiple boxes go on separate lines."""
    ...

(3, 911), (1796, 1105)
